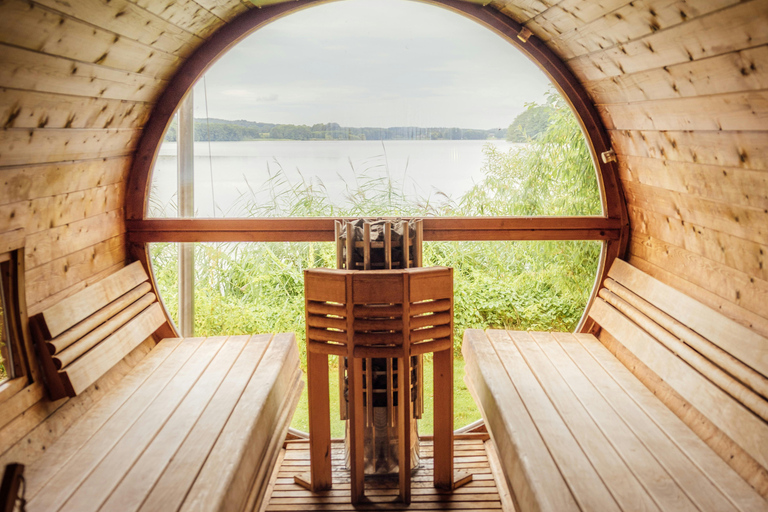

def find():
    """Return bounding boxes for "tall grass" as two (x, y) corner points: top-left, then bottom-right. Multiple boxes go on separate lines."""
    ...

(149, 94), (601, 435)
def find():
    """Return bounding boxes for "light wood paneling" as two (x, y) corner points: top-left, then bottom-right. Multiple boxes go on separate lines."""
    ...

(0, 157), (130, 207)
(584, 45), (768, 104)
(598, 91), (768, 132)
(0, 128), (141, 167)
(0, 44), (167, 103)
(0, 183), (126, 235)
(0, 0), (182, 79)
(25, 209), (126, 270)
(25, 234), (127, 308)
(0, 89), (150, 130)
(617, 155), (768, 210)
(629, 234), (768, 319)
(31, 0), (203, 56)
(610, 129), (768, 171)
(549, 0), (739, 60)
(627, 205), (768, 282)
(622, 180), (767, 246)
(567, 0), (768, 81)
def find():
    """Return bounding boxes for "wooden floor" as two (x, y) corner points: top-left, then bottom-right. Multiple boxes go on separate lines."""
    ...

(263, 437), (508, 511)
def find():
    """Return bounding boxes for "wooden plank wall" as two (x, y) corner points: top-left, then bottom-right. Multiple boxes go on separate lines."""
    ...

(492, 0), (768, 337)
(0, 0), (239, 466)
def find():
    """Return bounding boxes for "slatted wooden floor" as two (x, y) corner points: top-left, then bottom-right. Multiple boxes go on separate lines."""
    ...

(263, 437), (508, 511)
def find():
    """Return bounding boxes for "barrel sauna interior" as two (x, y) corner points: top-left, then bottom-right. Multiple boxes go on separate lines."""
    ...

(1, 0), (766, 510)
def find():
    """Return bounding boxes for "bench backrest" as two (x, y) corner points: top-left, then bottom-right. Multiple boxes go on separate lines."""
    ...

(31, 261), (167, 399)
(588, 259), (768, 493)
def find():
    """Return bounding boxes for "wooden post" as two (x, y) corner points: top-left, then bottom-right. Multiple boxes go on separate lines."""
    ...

(398, 272), (412, 504)
(347, 272), (365, 504)
(433, 347), (454, 489)
(178, 91), (194, 337)
(435, 266), (456, 490)
(306, 350), (332, 491)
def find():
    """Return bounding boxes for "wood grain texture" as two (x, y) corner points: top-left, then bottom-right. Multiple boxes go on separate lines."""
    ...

(589, 298), (768, 469)
(567, 0), (768, 81)
(0, 44), (166, 102)
(584, 45), (768, 104)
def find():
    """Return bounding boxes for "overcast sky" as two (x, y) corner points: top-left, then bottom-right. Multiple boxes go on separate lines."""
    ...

(192, 0), (554, 130)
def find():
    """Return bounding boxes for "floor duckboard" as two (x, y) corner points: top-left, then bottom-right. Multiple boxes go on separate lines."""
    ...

(264, 438), (505, 511)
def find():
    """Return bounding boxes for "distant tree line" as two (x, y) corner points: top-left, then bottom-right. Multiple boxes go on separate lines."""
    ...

(164, 118), (505, 142)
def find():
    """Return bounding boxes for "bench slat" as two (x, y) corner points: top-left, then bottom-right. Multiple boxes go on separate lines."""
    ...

(462, 329), (581, 512)
(54, 291), (156, 369)
(599, 287), (768, 422)
(137, 334), (275, 512)
(27, 338), (204, 511)
(41, 261), (149, 339)
(574, 333), (768, 512)
(101, 335), (252, 511)
(589, 298), (768, 470)
(603, 279), (768, 402)
(509, 330), (660, 512)
(49, 282), (153, 355)
(56, 337), (227, 512)
(60, 302), (166, 396)
(23, 338), (182, 502)
(608, 259), (768, 379)
(180, 333), (302, 512)
(534, 331), (712, 512)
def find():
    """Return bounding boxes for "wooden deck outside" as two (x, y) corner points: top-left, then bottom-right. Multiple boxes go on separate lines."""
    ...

(262, 437), (512, 511)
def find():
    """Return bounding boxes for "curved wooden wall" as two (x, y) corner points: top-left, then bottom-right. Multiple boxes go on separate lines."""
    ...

(0, 0), (766, 469)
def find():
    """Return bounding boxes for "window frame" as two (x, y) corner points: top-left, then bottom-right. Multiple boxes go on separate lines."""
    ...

(124, 0), (629, 336)
(0, 229), (32, 405)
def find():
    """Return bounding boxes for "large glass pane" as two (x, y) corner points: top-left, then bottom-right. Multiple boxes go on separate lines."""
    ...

(147, 0), (600, 218)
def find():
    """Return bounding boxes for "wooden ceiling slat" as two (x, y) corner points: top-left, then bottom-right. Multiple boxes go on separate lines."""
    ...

(131, 0), (225, 39)
(609, 129), (768, 171)
(567, 0), (767, 81)
(627, 204), (767, 282)
(489, 0), (552, 25)
(584, 45), (768, 104)
(549, 0), (739, 61)
(0, 0), (183, 80)
(596, 90), (768, 132)
(32, 0), (204, 56)
(0, 44), (167, 103)
(0, 88), (151, 131)
(525, 0), (634, 43)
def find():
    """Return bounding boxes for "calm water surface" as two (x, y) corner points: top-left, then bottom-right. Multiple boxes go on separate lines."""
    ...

(149, 139), (520, 217)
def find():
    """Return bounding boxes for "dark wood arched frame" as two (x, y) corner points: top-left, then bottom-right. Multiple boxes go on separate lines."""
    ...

(125, 0), (629, 334)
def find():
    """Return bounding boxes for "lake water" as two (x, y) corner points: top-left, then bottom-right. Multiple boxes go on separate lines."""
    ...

(149, 139), (520, 217)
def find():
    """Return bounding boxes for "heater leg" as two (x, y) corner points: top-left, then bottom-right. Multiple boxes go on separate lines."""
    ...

(433, 348), (454, 490)
(301, 351), (332, 491)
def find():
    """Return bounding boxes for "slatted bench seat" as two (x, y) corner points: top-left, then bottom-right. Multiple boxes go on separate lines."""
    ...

(18, 262), (302, 512)
(463, 259), (768, 512)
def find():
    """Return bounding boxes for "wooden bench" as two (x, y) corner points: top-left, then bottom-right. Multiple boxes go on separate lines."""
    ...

(19, 262), (302, 512)
(463, 259), (768, 512)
